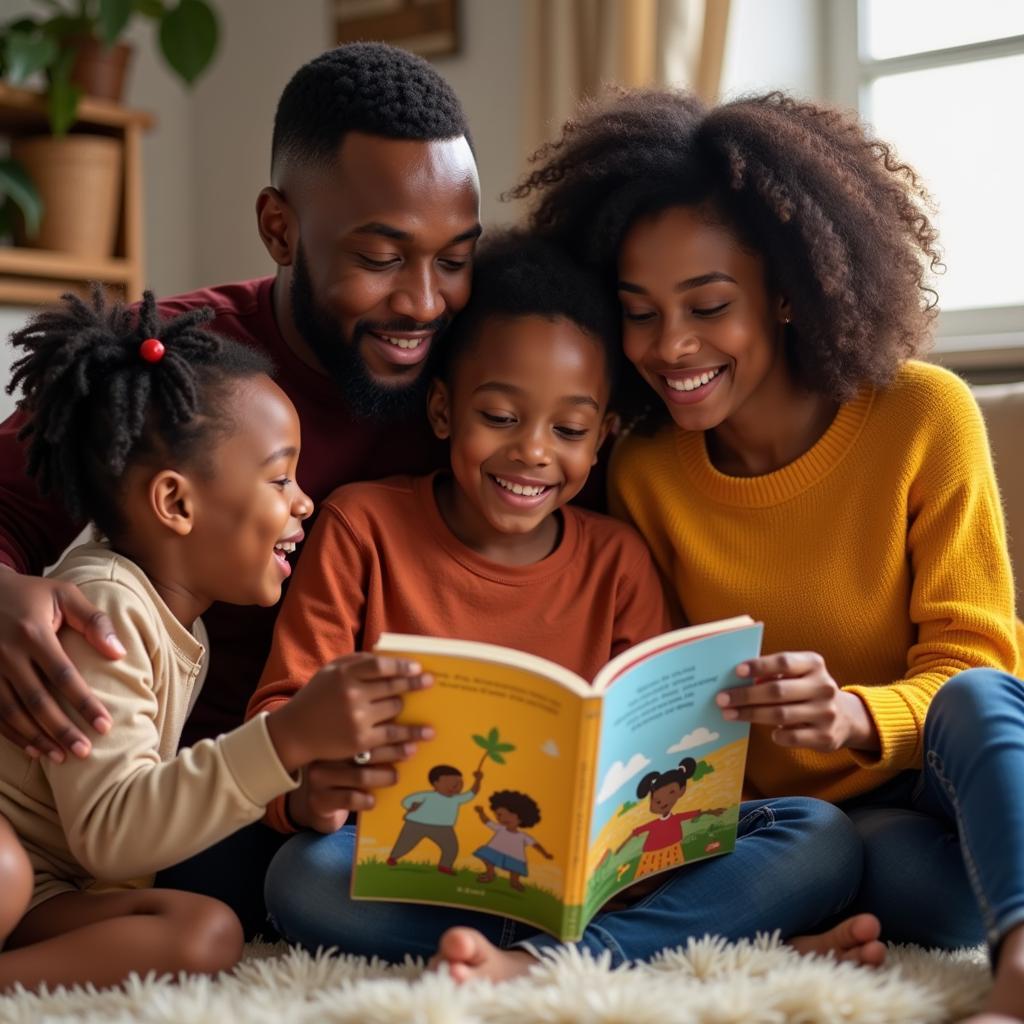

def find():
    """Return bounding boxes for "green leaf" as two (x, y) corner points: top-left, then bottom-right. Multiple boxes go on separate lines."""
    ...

(98, 0), (134, 44)
(0, 159), (44, 237)
(158, 0), (217, 85)
(472, 734), (488, 749)
(3, 29), (59, 84)
(47, 49), (82, 135)
(486, 726), (498, 744)
(489, 751), (506, 765)
(494, 742), (515, 753)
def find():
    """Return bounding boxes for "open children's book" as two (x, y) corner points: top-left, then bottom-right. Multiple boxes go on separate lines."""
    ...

(352, 616), (763, 941)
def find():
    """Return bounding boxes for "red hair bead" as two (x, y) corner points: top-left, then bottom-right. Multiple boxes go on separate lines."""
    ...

(139, 338), (165, 363)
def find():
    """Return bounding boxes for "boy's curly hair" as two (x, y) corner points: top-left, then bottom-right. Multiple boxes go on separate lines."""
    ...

(508, 89), (941, 412)
(435, 228), (620, 389)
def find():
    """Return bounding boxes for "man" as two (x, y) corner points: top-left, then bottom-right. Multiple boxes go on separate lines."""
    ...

(0, 42), (481, 932)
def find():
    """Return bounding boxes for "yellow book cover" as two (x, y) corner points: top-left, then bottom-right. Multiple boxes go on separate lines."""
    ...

(352, 617), (762, 941)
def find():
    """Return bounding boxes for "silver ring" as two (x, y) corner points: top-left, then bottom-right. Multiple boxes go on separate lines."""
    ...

(353, 750), (372, 765)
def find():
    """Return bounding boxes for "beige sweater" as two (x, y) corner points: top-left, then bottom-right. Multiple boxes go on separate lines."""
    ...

(0, 542), (297, 904)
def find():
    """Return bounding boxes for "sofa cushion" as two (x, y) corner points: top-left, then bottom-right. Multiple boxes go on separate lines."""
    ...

(973, 380), (1024, 610)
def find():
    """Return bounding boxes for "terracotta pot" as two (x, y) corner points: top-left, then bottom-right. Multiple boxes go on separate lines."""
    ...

(69, 36), (134, 102)
(11, 135), (123, 258)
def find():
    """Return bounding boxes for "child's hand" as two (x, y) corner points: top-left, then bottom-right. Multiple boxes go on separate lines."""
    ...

(716, 652), (879, 753)
(287, 759), (402, 833)
(267, 654), (434, 772)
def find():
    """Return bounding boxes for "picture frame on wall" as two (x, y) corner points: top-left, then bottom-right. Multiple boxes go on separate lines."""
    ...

(334, 0), (460, 59)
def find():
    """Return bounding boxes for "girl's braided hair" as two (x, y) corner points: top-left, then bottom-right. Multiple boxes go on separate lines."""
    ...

(509, 89), (941, 417)
(7, 285), (272, 538)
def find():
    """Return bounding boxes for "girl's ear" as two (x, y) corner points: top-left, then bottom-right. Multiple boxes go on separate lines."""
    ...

(427, 379), (452, 440)
(149, 470), (194, 537)
(776, 295), (792, 326)
(256, 186), (297, 268)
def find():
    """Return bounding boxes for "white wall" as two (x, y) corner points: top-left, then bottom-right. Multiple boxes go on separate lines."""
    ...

(720, 0), (825, 100)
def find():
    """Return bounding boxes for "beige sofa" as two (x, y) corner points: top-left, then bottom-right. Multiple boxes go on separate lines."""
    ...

(974, 381), (1024, 609)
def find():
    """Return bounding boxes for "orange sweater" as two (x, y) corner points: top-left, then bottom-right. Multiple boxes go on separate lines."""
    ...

(609, 361), (1023, 804)
(250, 472), (672, 831)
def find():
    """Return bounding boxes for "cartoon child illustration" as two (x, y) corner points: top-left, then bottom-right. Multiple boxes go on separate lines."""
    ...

(614, 758), (724, 878)
(387, 764), (483, 874)
(473, 790), (553, 891)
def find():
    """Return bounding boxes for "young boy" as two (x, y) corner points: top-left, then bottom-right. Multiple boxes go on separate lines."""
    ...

(248, 232), (877, 980)
(248, 231), (672, 840)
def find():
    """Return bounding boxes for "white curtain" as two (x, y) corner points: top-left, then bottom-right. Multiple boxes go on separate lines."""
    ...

(522, 0), (732, 156)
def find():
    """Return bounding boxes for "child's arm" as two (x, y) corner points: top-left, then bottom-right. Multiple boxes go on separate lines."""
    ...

(532, 840), (554, 859)
(474, 804), (490, 823)
(45, 583), (429, 881)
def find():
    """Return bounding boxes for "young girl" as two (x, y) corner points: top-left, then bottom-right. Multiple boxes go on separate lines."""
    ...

(473, 790), (552, 890)
(254, 233), (884, 979)
(614, 759), (723, 878)
(511, 89), (1024, 1021)
(0, 289), (430, 991)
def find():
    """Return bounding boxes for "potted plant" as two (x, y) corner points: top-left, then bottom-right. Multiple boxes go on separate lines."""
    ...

(0, 0), (218, 255)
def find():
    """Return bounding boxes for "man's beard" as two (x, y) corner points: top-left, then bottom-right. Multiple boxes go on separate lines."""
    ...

(290, 243), (442, 422)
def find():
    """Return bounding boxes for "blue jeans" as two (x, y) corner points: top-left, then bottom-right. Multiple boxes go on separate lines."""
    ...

(264, 796), (862, 965)
(845, 668), (1024, 953)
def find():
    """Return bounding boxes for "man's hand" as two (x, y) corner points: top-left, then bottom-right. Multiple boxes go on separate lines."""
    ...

(717, 651), (880, 752)
(0, 567), (118, 761)
(286, 758), (403, 833)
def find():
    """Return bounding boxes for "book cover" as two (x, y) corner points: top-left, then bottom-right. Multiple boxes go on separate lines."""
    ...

(351, 619), (762, 941)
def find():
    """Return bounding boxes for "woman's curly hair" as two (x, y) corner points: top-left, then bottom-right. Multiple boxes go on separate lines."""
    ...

(508, 88), (941, 411)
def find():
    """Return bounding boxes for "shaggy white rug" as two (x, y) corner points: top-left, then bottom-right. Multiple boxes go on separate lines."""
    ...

(0, 936), (992, 1023)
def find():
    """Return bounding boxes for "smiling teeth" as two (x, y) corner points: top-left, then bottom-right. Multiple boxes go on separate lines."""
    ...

(666, 367), (722, 391)
(495, 476), (548, 497)
(380, 335), (424, 350)
(274, 541), (296, 554)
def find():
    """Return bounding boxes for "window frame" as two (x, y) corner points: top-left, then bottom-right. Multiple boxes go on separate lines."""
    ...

(824, 0), (1024, 363)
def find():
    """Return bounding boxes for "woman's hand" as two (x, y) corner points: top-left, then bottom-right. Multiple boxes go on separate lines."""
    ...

(716, 651), (880, 753)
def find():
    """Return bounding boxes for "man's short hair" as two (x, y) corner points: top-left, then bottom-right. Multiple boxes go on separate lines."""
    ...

(271, 42), (471, 173)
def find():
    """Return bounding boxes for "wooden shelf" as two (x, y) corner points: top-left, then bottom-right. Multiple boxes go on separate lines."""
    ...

(0, 84), (152, 306)
(0, 247), (133, 282)
(0, 83), (154, 132)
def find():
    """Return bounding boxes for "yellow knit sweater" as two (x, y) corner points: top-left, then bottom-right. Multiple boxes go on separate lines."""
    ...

(609, 361), (1023, 803)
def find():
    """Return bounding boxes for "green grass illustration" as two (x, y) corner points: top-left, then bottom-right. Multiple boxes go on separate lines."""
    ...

(353, 857), (570, 937)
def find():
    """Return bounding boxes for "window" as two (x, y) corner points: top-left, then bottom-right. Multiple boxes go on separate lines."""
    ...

(827, 0), (1024, 359)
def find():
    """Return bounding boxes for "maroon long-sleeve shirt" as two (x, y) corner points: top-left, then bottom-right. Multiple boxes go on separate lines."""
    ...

(0, 277), (444, 745)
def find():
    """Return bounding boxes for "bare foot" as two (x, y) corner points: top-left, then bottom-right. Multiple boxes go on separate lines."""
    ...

(429, 927), (537, 984)
(788, 913), (886, 967)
